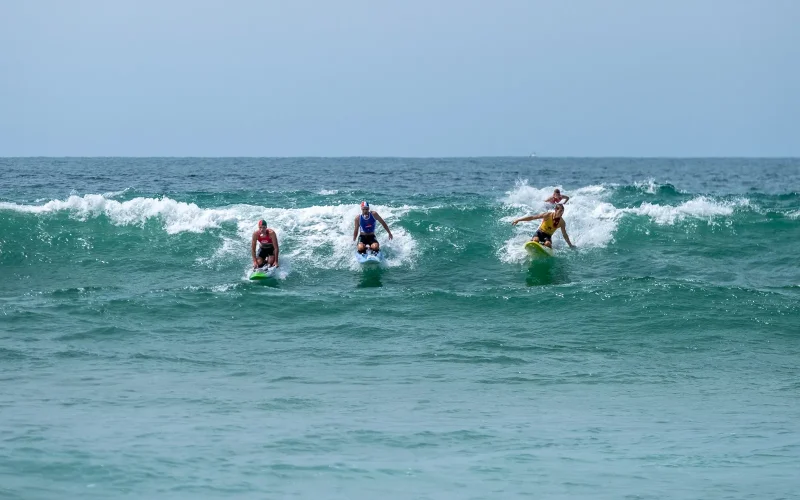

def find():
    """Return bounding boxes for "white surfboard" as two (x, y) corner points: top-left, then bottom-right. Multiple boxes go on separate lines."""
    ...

(355, 250), (382, 265)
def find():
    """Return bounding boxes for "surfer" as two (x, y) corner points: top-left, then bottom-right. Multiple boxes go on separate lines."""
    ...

(251, 219), (280, 269)
(512, 203), (576, 248)
(353, 201), (393, 254)
(545, 189), (569, 205)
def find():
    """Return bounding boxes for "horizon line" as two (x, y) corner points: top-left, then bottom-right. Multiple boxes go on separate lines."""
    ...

(2, 155), (799, 160)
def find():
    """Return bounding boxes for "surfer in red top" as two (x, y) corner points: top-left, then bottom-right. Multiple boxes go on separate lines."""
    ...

(251, 219), (279, 269)
(544, 189), (569, 205)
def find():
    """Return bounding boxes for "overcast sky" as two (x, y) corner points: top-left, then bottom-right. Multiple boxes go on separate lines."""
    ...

(1, 0), (797, 156)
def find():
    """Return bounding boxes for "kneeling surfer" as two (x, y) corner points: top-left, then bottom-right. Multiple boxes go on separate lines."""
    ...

(512, 203), (576, 248)
(251, 219), (280, 269)
(353, 201), (393, 254)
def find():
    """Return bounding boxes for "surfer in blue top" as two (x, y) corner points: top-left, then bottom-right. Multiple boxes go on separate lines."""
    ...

(353, 201), (393, 254)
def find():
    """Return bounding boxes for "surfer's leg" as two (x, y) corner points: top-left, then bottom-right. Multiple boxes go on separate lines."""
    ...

(256, 246), (273, 267)
(371, 242), (380, 252)
(263, 247), (276, 267)
(359, 234), (376, 253)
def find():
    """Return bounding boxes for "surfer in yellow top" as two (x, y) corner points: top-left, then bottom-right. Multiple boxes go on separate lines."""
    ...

(512, 203), (576, 248)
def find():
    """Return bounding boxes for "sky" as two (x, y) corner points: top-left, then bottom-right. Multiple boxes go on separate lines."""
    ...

(1, 0), (798, 157)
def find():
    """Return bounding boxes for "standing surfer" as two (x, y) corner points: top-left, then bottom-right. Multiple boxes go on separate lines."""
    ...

(512, 203), (576, 249)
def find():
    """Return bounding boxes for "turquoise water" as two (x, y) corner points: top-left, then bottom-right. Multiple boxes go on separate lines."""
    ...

(1, 157), (799, 499)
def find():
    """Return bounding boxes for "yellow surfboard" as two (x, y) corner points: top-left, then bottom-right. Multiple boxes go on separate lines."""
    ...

(524, 240), (554, 258)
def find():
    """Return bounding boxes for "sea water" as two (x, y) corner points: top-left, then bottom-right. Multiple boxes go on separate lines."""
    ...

(1, 157), (799, 499)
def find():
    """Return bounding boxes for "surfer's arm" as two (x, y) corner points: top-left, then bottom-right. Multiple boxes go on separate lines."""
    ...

(373, 212), (393, 240)
(270, 230), (279, 266)
(561, 195), (570, 204)
(560, 223), (576, 248)
(250, 233), (258, 265)
(511, 213), (545, 225)
(353, 216), (360, 241)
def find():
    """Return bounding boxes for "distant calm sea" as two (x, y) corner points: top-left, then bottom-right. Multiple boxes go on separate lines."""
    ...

(1, 157), (799, 499)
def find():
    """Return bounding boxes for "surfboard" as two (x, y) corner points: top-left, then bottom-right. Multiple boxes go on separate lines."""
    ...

(249, 266), (277, 280)
(524, 240), (554, 258)
(356, 250), (382, 265)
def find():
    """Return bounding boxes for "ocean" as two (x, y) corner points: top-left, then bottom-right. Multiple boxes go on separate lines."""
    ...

(1, 157), (799, 499)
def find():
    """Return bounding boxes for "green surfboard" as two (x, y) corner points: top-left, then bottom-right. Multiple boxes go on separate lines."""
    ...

(249, 267), (276, 280)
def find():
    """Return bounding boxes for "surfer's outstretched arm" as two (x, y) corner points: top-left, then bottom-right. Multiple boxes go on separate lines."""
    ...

(353, 216), (360, 241)
(512, 213), (545, 225)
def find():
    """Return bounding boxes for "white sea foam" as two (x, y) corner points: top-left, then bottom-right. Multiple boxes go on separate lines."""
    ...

(242, 203), (417, 271)
(633, 179), (659, 194)
(0, 195), (417, 271)
(3, 190), (749, 269)
(627, 196), (748, 225)
(0, 195), (240, 234)
(101, 188), (132, 199)
(500, 181), (616, 262)
(196, 237), (240, 268)
(211, 283), (238, 293)
(498, 181), (748, 262)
